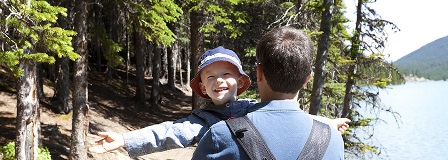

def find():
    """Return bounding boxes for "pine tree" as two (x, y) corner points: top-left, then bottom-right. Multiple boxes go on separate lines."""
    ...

(0, 0), (78, 159)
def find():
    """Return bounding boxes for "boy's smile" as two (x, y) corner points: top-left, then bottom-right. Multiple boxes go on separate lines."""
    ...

(199, 61), (242, 105)
(214, 87), (229, 93)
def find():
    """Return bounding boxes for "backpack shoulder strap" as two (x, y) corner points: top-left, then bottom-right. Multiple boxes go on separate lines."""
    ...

(297, 119), (332, 160)
(225, 116), (276, 160)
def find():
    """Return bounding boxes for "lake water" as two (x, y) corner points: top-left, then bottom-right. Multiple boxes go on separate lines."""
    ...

(367, 81), (448, 160)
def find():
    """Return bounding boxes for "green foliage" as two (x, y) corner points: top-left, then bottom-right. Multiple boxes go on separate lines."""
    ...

(193, 0), (252, 39)
(23, 52), (55, 64)
(372, 78), (391, 88)
(0, 142), (15, 160)
(243, 47), (256, 57)
(37, 24), (78, 61)
(0, 142), (51, 160)
(238, 88), (259, 101)
(131, 0), (182, 46)
(303, 0), (403, 158)
(355, 117), (375, 126)
(28, 0), (68, 22)
(93, 26), (124, 67)
(321, 83), (345, 106)
(0, 0), (79, 77)
(355, 58), (404, 87)
(37, 146), (51, 160)
(0, 50), (22, 77)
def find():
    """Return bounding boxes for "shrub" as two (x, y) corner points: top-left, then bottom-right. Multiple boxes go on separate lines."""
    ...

(0, 142), (51, 160)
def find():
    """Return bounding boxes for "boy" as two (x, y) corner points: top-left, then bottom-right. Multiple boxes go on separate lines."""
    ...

(89, 46), (349, 157)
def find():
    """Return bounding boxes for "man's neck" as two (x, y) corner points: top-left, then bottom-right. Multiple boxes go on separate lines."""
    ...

(260, 91), (298, 102)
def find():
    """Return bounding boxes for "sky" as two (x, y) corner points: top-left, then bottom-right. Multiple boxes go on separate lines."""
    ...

(344, 0), (448, 61)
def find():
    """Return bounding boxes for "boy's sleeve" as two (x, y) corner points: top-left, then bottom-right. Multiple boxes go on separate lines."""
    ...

(123, 114), (208, 157)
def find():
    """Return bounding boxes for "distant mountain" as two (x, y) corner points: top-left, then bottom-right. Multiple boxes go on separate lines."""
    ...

(394, 35), (448, 81)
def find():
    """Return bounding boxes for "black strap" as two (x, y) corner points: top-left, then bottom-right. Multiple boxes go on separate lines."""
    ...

(225, 116), (276, 160)
(297, 119), (331, 160)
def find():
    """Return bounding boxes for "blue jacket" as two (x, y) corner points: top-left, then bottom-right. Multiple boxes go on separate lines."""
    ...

(191, 100), (345, 160)
(123, 99), (257, 157)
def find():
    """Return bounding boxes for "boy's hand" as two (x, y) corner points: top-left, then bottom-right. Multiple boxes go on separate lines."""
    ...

(332, 118), (351, 134)
(89, 132), (125, 153)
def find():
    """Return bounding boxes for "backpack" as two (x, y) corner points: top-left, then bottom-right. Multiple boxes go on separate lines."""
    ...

(225, 116), (331, 160)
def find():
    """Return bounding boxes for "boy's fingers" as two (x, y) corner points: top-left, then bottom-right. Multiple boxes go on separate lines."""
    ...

(97, 132), (109, 137)
(90, 140), (100, 145)
(342, 118), (351, 123)
(89, 145), (107, 153)
(94, 138), (106, 145)
(338, 125), (348, 134)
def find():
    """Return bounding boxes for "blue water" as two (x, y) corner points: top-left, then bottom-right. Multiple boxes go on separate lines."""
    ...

(370, 81), (448, 159)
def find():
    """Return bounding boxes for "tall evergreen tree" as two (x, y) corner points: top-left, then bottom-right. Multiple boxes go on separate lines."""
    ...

(70, 0), (89, 159)
(127, 0), (182, 108)
(340, 0), (402, 158)
(0, 0), (78, 159)
(309, 0), (333, 115)
(189, 9), (203, 109)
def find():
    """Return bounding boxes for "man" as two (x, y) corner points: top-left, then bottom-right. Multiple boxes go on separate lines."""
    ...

(191, 26), (344, 160)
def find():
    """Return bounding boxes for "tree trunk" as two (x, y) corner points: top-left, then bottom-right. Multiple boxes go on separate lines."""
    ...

(134, 24), (146, 104)
(16, 59), (40, 160)
(55, 56), (72, 114)
(70, 0), (89, 159)
(167, 23), (179, 89)
(179, 48), (187, 86)
(161, 45), (168, 81)
(36, 64), (45, 101)
(184, 48), (190, 87)
(342, 65), (355, 118)
(145, 41), (153, 77)
(151, 45), (162, 109)
(309, 0), (333, 115)
(167, 46), (175, 88)
(52, 0), (73, 114)
(93, 3), (102, 73)
(190, 10), (204, 109)
(125, 10), (130, 87)
(342, 0), (363, 118)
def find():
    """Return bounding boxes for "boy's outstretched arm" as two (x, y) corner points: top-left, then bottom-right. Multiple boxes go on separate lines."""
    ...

(89, 132), (125, 153)
(309, 115), (351, 134)
(88, 113), (209, 157)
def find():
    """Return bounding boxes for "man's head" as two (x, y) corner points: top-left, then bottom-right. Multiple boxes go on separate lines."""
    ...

(256, 27), (314, 96)
(190, 46), (251, 105)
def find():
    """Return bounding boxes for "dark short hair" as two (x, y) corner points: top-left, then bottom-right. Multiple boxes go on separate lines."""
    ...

(256, 26), (314, 93)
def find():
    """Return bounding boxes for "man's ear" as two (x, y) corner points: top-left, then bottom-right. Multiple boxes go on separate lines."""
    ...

(256, 64), (264, 83)
(304, 72), (313, 86)
(199, 82), (207, 94)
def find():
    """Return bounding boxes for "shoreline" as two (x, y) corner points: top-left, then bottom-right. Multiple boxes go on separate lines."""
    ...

(403, 75), (433, 83)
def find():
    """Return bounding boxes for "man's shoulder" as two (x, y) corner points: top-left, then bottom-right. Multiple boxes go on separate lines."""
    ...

(202, 120), (235, 147)
(209, 120), (236, 137)
(209, 120), (229, 131)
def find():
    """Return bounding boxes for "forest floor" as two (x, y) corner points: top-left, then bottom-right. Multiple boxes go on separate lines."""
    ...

(0, 68), (196, 160)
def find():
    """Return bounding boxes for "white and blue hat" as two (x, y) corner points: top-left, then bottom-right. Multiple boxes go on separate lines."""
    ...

(190, 46), (251, 99)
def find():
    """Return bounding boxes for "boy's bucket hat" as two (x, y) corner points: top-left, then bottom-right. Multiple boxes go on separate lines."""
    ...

(190, 46), (251, 99)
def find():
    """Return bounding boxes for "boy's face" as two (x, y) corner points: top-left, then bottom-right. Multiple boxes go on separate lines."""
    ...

(199, 61), (242, 105)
